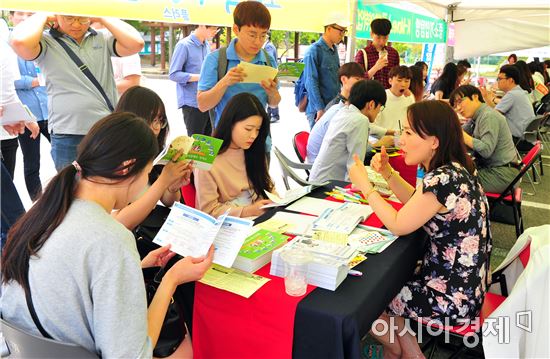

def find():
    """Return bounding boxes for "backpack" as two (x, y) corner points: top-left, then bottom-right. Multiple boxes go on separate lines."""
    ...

(209, 47), (272, 122)
(294, 70), (308, 112)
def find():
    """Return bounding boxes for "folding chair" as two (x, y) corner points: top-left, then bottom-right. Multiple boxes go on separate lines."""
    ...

(516, 115), (544, 184)
(292, 131), (310, 164)
(0, 318), (97, 358)
(485, 141), (543, 238)
(272, 146), (313, 190)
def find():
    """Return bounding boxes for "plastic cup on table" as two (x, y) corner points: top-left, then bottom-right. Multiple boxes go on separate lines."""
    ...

(280, 249), (311, 297)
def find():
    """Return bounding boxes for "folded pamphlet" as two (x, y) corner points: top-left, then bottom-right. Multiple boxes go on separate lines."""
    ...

(153, 203), (253, 267)
(0, 102), (37, 124)
(154, 134), (223, 170)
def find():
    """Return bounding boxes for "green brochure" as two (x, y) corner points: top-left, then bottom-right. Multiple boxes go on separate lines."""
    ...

(154, 134), (223, 170)
(277, 62), (305, 81)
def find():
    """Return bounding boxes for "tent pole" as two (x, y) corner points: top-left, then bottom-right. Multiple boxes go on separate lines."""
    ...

(346, 0), (358, 63)
(444, 4), (456, 63)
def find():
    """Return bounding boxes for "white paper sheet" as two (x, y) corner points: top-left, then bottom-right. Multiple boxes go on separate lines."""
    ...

(238, 61), (278, 83)
(285, 197), (342, 216)
(0, 102), (37, 124)
(269, 211), (317, 236)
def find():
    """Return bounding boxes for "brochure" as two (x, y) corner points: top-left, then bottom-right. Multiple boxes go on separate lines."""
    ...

(237, 61), (278, 83)
(154, 134), (223, 170)
(348, 225), (398, 254)
(200, 264), (270, 298)
(0, 102), (37, 124)
(153, 203), (253, 268)
(311, 202), (373, 235)
(232, 229), (289, 273)
(261, 185), (315, 208)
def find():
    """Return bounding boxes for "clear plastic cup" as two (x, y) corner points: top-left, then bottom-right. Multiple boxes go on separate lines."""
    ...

(280, 249), (311, 296)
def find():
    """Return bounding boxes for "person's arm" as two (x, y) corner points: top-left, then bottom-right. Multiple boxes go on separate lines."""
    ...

(349, 154), (442, 235)
(14, 61), (38, 89)
(434, 90), (444, 101)
(367, 56), (388, 80)
(116, 74), (141, 94)
(10, 13), (52, 60)
(168, 42), (200, 84)
(303, 48), (325, 118)
(98, 17), (144, 56)
(261, 78), (281, 108)
(470, 115), (499, 159)
(196, 54), (244, 112)
(462, 130), (474, 149)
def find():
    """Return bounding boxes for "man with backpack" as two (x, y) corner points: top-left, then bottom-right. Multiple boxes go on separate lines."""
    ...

(301, 12), (350, 129)
(169, 25), (219, 136)
(197, 1), (280, 130)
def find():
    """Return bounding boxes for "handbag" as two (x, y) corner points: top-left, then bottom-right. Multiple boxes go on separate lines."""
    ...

(143, 266), (187, 358)
(134, 205), (187, 358)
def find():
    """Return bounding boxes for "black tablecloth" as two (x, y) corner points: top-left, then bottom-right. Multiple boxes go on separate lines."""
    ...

(256, 181), (427, 359)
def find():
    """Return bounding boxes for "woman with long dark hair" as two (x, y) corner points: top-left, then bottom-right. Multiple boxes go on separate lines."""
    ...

(113, 86), (192, 229)
(195, 93), (274, 217)
(430, 62), (459, 100)
(1, 113), (213, 358)
(514, 60), (535, 99)
(408, 65), (425, 102)
(349, 101), (491, 358)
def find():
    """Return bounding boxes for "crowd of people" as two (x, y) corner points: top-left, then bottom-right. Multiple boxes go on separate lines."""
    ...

(1, 2), (549, 358)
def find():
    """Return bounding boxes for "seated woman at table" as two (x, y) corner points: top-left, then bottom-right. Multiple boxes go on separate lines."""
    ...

(194, 93), (274, 217)
(112, 86), (193, 230)
(1, 112), (213, 358)
(349, 100), (491, 359)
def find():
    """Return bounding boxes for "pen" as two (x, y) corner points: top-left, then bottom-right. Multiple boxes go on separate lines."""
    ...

(348, 270), (363, 277)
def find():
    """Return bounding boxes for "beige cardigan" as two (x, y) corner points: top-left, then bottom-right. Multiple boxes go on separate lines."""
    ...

(194, 148), (258, 217)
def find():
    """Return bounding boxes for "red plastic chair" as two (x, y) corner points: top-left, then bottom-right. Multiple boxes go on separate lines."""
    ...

(181, 182), (196, 209)
(423, 243), (531, 358)
(293, 131), (309, 164)
(485, 141), (542, 238)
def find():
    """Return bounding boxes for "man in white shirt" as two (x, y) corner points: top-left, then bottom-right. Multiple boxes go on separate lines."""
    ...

(375, 65), (415, 132)
(309, 80), (386, 183)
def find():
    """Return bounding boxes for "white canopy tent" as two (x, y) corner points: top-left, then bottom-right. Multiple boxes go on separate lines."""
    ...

(363, 0), (550, 59)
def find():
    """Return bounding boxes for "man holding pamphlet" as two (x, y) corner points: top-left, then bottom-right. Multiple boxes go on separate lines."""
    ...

(197, 1), (280, 129)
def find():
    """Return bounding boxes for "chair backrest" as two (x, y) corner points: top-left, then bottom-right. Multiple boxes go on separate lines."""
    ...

(497, 141), (542, 202)
(293, 131), (309, 164)
(523, 115), (544, 143)
(272, 146), (313, 190)
(0, 318), (97, 358)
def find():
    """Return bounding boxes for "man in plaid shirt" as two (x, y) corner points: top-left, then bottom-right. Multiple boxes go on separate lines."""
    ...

(354, 18), (399, 89)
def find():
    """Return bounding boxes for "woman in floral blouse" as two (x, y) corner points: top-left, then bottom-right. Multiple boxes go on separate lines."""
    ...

(349, 100), (491, 359)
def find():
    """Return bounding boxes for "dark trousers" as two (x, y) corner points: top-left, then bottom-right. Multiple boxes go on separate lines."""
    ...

(513, 136), (535, 152)
(267, 106), (279, 119)
(18, 120), (50, 201)
(182, 105), (213, 136)
(1, 138), (19, 179)
(1, 162), (25, 247)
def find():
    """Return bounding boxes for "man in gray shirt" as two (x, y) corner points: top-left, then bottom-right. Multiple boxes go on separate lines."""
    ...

(309, 80), (386, 183)
(451, 85), (519, 193)
(480, 65), (535, 151)
(11, 13), (144, 171)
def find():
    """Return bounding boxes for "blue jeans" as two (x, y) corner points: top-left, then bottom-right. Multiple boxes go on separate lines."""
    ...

(50, 134), (85, 172)
(306, 113), (316, 130)
(1, 162), (25, 247)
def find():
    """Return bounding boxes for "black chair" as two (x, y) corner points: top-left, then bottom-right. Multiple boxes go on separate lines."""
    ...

(515, 115), (544, 185)
(0, 318), (97, 358)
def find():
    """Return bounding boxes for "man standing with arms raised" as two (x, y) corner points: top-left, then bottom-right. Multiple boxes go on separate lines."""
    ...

(10, 13), (144, 171)
(302, 12), (350, 129)
(169, 25), (219, 136)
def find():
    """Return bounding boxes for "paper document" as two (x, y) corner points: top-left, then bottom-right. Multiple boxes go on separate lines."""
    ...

(199, 264), (270, 298)
(153, 203), (253, 267)
(286, 197), (342, 216)
(262, 185), (315, 208)
(312, 203), (373, 234)
(348, 225), (398, 254)
(238, 61), (278, 83)
(154, 134), (223, 170)
(0, 102), (37, 124)
(269, 211), (317, 236)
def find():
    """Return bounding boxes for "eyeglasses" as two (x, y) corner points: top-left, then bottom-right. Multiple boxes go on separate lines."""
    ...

(453, 97), (466, 108)
(330, 25), (348, 35)
(61, 16), (91, 25)
(242, 31), (267, 43)
(152, 115), (168, 129)
(497, 76), (508, 81)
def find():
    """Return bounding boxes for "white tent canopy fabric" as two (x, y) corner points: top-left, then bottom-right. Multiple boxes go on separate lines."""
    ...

(366, 1), (550, 58)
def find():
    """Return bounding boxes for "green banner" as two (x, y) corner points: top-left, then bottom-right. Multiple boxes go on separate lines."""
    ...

(356, 3), (447, 44)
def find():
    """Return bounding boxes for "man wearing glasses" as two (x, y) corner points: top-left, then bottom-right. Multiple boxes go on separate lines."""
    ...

(354, 18), (400, 89)
(302, 12), (350, 129)
(10, 13), (144, 171)
(169, 25), (219, 136)
(480, 65), (536, 151)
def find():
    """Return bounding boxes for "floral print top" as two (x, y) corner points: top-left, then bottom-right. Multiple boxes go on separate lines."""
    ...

(389, 162), (492, 325)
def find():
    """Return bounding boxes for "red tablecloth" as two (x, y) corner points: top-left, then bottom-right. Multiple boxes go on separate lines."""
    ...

(388, 152), (417, 187)
(193, 198), (403, 358)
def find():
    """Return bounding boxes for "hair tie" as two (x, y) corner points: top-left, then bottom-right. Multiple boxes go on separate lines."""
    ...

(72, 161), (82, 173)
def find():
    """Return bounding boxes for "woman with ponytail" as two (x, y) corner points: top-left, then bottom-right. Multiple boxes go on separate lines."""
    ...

(1, 112), (213, 358)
